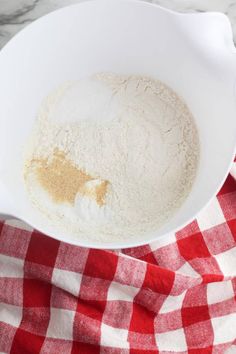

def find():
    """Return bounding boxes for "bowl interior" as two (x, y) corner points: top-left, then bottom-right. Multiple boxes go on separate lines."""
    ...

(0, 0), (235, 248)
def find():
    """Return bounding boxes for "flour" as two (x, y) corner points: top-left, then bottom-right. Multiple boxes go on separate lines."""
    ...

(24, 73), (199, 242)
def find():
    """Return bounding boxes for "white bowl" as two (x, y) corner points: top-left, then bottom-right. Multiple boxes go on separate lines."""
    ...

(0, 0), (236, 249)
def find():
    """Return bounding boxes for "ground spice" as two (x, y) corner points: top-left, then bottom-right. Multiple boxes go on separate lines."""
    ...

(29, 149), (108, 206)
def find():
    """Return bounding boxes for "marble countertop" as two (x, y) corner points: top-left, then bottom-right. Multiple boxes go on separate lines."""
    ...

(1, 0), (236, 49)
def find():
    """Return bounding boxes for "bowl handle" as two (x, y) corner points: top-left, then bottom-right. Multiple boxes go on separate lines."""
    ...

(175, 11), (236, 90)
(174, 11), (235, 51)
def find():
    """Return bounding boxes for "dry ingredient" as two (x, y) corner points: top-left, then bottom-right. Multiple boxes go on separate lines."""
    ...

(29, 149), (109, 206)
(24, 73), (200, 242)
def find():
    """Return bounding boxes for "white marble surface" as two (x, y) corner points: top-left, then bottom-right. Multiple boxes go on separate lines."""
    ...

(1, 0), (236, 49)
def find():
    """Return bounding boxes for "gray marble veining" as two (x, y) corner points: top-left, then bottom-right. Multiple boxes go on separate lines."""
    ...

(1, 0), (236, 49)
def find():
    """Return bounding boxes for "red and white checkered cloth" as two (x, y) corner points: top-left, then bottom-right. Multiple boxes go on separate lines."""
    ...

(1, 163), (236, 353)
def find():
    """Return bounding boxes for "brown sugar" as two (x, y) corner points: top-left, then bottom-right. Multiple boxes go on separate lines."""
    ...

(28, 149), (109, 206)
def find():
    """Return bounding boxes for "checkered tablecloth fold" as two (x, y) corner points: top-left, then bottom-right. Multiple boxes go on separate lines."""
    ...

(0, 163), (236, 353)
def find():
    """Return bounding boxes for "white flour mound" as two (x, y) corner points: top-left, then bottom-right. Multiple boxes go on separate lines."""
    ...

(24, 73), (199, 242)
